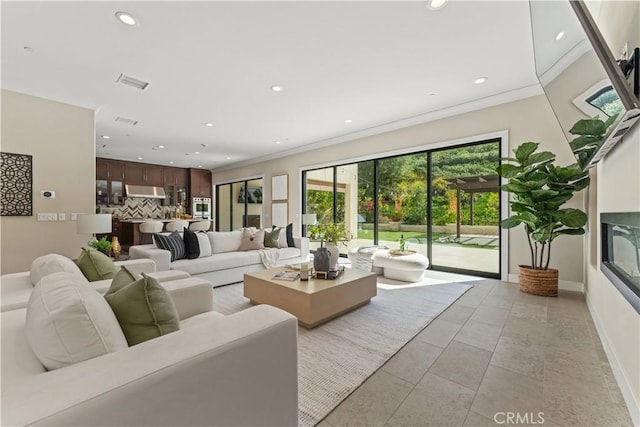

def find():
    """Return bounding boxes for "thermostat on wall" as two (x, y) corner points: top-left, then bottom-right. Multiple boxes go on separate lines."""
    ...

(40, 190), (55, 199)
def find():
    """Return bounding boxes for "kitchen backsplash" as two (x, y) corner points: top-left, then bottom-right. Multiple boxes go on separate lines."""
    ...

(99, 198), (163, 218)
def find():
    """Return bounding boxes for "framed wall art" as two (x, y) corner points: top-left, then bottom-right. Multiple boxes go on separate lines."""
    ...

(271, 174), (288, 201)
(271, 202), (288, 227)
(1, 152), (33, 216)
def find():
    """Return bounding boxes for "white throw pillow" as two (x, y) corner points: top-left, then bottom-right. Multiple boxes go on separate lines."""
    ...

(276, 227), (288, 248)
(30, 253), (85, 286)
(25, 272), (128, 370)
(209, 230), (243, 254)
(196, 232), (212, 257)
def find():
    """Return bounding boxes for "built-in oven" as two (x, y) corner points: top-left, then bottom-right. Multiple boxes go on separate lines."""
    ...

(192, 197), (211, 219)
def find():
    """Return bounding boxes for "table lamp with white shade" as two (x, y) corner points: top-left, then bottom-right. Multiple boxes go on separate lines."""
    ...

(77, 213), (112, 243)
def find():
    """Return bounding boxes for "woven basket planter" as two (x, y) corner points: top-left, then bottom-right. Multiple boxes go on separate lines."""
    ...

(518, 265), (558, 297)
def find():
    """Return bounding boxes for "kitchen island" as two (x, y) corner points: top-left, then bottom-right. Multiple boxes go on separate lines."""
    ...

(119, 218), (209, 248)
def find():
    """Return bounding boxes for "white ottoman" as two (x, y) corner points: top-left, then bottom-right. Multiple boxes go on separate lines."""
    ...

(348, 245), (389, 271)
(372, 249), (430, 281)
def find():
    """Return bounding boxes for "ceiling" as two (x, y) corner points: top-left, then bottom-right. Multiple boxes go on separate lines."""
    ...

(1, 1), (541, 170)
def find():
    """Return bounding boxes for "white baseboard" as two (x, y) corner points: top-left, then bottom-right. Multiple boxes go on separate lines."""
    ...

(586, 296), (640, 426)
(507, 274), (584, 293)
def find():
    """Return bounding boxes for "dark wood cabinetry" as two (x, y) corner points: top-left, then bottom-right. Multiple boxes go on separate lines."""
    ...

(163, 167), (189, 207)
(96, 158), (201, 210)
(96, 158), (125, 205)
(189, 169), (212, 198)
(125, 162), (163, 186)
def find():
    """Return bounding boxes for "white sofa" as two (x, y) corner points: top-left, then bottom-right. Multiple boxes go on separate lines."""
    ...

(0, 256), (194, 312)
(2, 261), (298, 426)
(129, 230), (310, 287)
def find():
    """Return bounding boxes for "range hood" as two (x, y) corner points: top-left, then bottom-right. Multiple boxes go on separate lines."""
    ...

(125, 184), (166, 199)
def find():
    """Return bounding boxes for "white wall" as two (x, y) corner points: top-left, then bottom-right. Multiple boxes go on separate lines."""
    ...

(585, 124), (640, 424)
(212, 94), (587, 284)
(1, 90), (95, 273)
(583, 1), (640, 423)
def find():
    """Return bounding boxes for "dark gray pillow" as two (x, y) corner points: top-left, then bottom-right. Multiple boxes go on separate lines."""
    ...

(154, 231), (186, 262)
(183, 227), (200, 259)
(286, 223), (295, 247)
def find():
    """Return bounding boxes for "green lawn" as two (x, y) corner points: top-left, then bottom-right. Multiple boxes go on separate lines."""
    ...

(357, 230), (425, 242)
(356, 229), (498, 250)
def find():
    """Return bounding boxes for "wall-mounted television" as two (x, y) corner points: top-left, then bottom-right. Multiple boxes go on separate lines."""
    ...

(529, 0), (640, 170)
(238, 186), (262, 204)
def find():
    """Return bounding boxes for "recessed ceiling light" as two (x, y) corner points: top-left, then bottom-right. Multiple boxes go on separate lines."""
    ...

(101, 135), (110, 139)
(275, 141), (281, 145)
(201, 143), (209, 147)
(555, 31), (565, 41)
(137, 157), (143, 160)
(204, 122), (214, 127)
(194, 151), (200, 155)
(345, 119), (352, 124)
(115, 12), (137, 26)
(473, 77), (488, 84)
(271, 85), (284, 92)
(226, 156), (231, 160)
(169, 161), (174, 165)
(158, 145), (165, 149)
(427, 0), (449, 10)
(198, 165), (203, 168)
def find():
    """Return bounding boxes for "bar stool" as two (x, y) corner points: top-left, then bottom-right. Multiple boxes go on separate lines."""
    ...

(165, 220), (189, 232)
(189, 220), (211, 232)
(139, 221), (164, 245)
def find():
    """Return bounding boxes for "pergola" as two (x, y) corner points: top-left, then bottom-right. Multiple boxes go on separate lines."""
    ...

(445, 174), (500, 239)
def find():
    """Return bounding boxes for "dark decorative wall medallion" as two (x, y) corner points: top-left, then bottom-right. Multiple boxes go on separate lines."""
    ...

(1, 152), (33, 216)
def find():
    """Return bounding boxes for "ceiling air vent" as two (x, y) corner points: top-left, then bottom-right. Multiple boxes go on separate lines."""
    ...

(116, 73), (149, 90)
(115, 116), (139, 126)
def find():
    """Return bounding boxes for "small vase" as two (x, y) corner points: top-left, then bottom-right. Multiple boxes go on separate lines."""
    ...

(111, 236), (121, 260)
(325, 243), (340, 269)
(314, 247), (331, 273)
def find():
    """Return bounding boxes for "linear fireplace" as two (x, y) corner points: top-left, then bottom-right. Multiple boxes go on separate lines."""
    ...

(601, 212), (640, 313)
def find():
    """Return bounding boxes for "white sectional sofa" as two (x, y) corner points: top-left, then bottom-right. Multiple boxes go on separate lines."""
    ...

(0, 256), (197, 312)
(129, 230), (310, 287)
(1, 255), (299, 426)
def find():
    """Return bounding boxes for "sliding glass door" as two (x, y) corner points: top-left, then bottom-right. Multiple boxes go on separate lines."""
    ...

(429, 142), (500, 275)
(215, 178), (263, 231)
(377, 154), (428, 257)
(302, 139), (501, 277)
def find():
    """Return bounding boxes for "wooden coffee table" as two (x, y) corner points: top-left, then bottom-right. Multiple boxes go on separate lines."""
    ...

(243, 267), (377, 328)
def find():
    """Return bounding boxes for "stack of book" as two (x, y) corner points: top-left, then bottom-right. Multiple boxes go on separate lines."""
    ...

(272, 271), (300, 281)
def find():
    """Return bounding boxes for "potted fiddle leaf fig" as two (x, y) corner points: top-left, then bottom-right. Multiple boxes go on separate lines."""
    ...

(496, 142), (590, 296)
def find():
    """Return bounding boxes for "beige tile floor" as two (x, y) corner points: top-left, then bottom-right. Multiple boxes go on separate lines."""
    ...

(319, 279), (633, 427)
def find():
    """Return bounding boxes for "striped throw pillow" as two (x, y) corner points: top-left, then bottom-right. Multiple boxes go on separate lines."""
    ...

(154, 231), (186, 262)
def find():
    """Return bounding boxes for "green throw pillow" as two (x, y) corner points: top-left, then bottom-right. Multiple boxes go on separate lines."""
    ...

(107, 266), (141, 294)
(76, 248), (118, 282)
(104, 273), (180, 346)
(264, 227), (281, 248)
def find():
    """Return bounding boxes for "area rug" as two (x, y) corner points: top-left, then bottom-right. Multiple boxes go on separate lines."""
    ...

(212, 276), (473, 426)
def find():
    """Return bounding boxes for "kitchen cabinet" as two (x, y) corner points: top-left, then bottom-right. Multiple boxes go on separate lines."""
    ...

(96, 158), (125, 205)
(125, 162), (164, 187)
(189, 169), (212, 198)
(163, 167), (189, 207)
